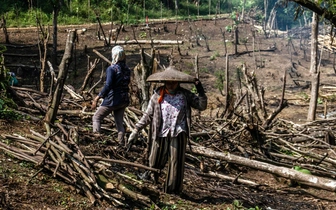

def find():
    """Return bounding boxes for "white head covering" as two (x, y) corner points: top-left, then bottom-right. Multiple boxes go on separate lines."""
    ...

(111, 45), (126, 64)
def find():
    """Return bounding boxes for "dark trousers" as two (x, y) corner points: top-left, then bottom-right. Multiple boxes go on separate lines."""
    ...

(149, 132), (187, 194)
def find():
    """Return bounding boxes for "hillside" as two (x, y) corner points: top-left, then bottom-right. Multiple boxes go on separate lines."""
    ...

(1, 16), (336, 209)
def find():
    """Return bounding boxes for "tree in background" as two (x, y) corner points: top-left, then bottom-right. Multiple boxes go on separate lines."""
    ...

(0, 0), (313, 31)
(51, 0), (65, 67)
(284, 0), (336, 121)
(287, 0), (336, 26)
(307, 7), (319, 121)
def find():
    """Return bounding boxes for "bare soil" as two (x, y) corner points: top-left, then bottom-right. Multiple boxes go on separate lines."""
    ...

(1, 16), (336, 209)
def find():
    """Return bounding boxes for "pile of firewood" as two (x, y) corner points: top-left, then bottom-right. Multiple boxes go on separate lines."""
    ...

(0, 123), (162, 208)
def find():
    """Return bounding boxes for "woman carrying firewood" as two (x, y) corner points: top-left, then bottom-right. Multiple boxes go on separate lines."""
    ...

(92, 45), (131, 146)
(127, 66), (207, 194)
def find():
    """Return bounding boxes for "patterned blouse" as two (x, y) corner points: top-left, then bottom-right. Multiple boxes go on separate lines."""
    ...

(135, 85), (207, 144)
(159, 92), (187, 137)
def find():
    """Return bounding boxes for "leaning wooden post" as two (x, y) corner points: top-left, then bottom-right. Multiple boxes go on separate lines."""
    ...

(194, 54), (201, 118)
(1, 15), (9, 44)
(221, 53), (229, 117)
(44, 30), (77, 134)
(134, 48), (155, 112)
(219, 28), (227, 56)
(37, 19), (50, 93)
(93, 49), (112, 64)
(234, 25), (238, 55)
(79, 57), (100, 92)
(96, 15), (109, 46)
(194, 54), (199, 80)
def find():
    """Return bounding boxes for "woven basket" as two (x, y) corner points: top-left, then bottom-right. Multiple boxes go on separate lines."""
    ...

(146, 66), (195, 83)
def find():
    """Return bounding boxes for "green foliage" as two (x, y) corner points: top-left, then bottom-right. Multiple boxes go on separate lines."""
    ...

(0, 98), (22, 120)
(199, 68), (209, 74)
(230, 0), (261, 12)
(161, 204), (177, 209)
(210, 51), (220, 61)
(328, 94), (336, 102)
(179, 0), (230, 17)
(276, 1), (312, 30)
(230, 11), (240, 26)
(293, 166), (311, 175)
(299, 92), (309, 101)
(279, 148), (294, 156)
(248, 207), (262, 210)
(253, 12), (264, 25)
(0, 0), (27, 14)
(19, 161), (34, 168)
(225, 25), (232, 33)
(0, 47), (21, 121)
(0, 0), (312, 30)
(139, 31), (147, 38)
(0, 45), (10, 98)
(226, 200), (262, 210)
(214, 70), (225, 92)
(291, 166), (312, 187)
(53, 184), (64, 193)
(240, 37), (249, 44)
(232, 199), (244, 209)
(193, 137), (201, 143)
(191, 86), (197, 94)
(0, 96), (16, 110)
(0, 0), (233, 27)
(183, 69), (192, 75)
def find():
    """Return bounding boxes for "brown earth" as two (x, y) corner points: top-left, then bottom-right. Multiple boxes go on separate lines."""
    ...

(1, 16), (336, 209)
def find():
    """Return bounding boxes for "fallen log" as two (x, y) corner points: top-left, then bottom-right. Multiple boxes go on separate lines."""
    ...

(189, 145), (336, 192)
(96, 173), (159, 209)
(5, 63), (40, 69)
(11, 86), (48, 96)
(2, 43), (39, 48)
(3, 53), (39, 57)
(113, 39), (183, 45)
(196, 171), (259, 187)
(185, 161), (259, 187)
(85, 156), (160, 173)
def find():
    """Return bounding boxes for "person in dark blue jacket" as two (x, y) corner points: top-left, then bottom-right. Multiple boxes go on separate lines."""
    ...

(91, 45), (131, 146)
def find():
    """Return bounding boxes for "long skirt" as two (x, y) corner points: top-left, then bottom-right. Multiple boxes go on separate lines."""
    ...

(148, 132), (187, 194)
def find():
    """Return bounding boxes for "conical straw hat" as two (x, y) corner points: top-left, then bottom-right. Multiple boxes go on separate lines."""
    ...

(146, 66), (195, 83)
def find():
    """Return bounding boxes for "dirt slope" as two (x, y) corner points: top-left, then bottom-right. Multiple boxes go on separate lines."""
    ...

(1, 17), (336, 209)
